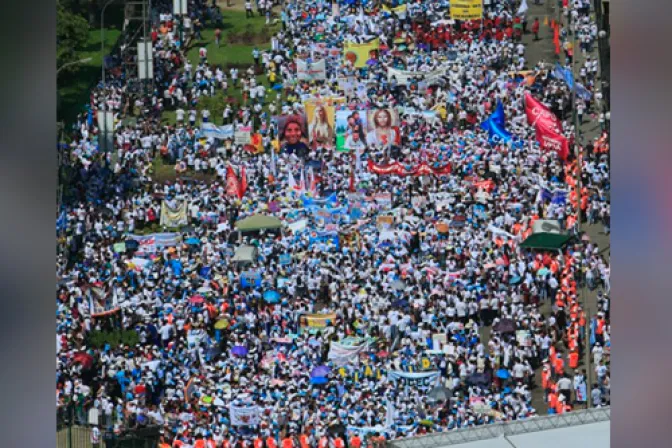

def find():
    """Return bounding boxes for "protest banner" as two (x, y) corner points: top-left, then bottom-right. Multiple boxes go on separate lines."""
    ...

(343, 38), (380, 68)
(297, 58), (327, 81)
(201, 122), (234, 140)
(388, 370), (440, 387)
(301, 313), (337, 328)
(387, 67), (447, 86)
(229, 405), (260, 426)
(160, 201), (188, 228)
(450, 0), (484, 20)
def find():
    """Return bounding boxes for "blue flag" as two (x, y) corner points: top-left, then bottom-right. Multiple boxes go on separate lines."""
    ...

(554, 62), (575, 90)
(551, 191), (567, 205)
(490, 101), (506, 127)
(540, 189), (553, 202)
(481, 116), (513, 144)
(576, 82), (593, 100)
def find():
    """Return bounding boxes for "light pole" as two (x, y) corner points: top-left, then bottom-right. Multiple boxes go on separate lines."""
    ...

(57, 57), (93, 76)
(101, 0), (119, 87)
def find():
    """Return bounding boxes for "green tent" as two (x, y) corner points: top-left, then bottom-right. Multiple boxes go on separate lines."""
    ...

(234, 214), (283, 232)
(520, 232), (573, 250)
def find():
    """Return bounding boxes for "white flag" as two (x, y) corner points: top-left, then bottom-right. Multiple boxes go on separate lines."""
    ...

(517, 0), (528, 16)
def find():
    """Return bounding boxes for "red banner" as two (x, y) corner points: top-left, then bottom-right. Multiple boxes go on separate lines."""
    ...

(535, 121), (570, 160)
(367, 160), (452, 177)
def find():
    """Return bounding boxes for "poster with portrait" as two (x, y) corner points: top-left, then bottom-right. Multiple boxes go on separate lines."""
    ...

(335, 109), (368, 152)
(366, 109), (401, 148)
(305, 100), (336, 151)
(274, 114), (309, 157)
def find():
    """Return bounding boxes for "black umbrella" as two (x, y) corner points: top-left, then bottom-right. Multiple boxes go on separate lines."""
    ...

(493, 318), (516, 334)
(327, 423), (346, 436)
(466, 372), (491, 387)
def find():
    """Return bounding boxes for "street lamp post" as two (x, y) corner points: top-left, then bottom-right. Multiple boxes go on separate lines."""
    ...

(57, 57), (93, 76)
(101, 0), (118, 87)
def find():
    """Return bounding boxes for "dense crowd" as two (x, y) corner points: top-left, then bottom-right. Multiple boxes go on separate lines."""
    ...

(57, 1), (610, 447)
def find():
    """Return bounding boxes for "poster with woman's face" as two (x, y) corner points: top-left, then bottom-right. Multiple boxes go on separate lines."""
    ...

(366, 109), (401, 148)
(275, 114), (309, 156)
(305, 101), (336, 150)
(335, 109), (367, 152)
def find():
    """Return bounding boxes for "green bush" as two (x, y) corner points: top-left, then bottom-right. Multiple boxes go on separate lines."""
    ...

(87, 330), (139, 349)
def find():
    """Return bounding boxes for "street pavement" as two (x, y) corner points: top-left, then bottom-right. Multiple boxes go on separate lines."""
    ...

(475, 0), (610, 414)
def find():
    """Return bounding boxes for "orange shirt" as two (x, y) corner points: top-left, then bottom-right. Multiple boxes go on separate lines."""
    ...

(299, 435), (310, 448)
(282, 437), (294, 448)
(350, 436), (362, 448)
(266, 438), (278, 448)
(554, 357), (564, 374)
(569, 351), (579, 369)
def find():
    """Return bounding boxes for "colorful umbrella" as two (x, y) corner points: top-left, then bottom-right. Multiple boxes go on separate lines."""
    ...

(214, 318), (229, 330)
(189, 295), (205, 304)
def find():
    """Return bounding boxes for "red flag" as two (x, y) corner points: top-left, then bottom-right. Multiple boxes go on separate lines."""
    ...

(239, 165), (247, 199)
(553, 25), (561, 55)
(226, 165), (240, 198)
(524, 92), (562, 131)
(349, 169), (355, 192)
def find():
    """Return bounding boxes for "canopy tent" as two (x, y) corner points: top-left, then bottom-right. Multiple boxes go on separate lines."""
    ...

(232, 245), (258, 263)
(235, 214), (283, 232)
(520, 232), (573, 250)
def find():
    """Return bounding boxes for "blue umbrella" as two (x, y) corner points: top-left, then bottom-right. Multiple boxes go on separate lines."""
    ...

(185, 237), (201, 245)
(496, 369), (510, 379)
(231, 346), (248, 357)
(263, 290), (281, 304)
(310, 376), (329, 385)
(509, 276), (521, 285)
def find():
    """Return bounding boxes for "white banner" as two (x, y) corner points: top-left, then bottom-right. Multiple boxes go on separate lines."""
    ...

(297, 59), (327, 81)
(201, 123), (234, 140)
(229, 404), (260, 426)
(388, 370), (440, 387)
(387, 67), (447, 86)
(328, 341), (367, 363)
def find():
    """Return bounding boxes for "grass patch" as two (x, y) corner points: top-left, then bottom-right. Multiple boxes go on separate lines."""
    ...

(151, 156), (217, 185)
(186, 10), (280, 68)
(57, 27), (121, 125)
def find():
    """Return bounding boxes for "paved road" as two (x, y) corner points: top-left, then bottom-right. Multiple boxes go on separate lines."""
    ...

(475, 0), (610, 414)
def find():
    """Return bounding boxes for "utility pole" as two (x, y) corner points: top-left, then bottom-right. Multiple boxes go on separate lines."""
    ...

(585, 302), (591, 407)
(570, 8), (582, 229)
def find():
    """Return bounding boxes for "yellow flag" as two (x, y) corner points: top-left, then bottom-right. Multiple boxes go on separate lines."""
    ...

(544, 16), (549, 26)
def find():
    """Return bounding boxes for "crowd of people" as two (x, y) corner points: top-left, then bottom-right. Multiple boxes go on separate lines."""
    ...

(57, 1), (610, 447)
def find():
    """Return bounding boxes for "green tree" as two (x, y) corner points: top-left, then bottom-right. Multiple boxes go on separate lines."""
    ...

(57, 3), (90, 74)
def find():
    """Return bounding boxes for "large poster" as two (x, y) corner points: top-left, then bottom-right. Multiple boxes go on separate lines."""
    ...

(305, 100), (336, 150)
(274, 114), (309, 156)
(450, 0), (484, 20)
(343, 38), (380, 68)
(336, 109), (367, 152)
(366, 109), (401, 147)
(297, 59), (327, 81)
